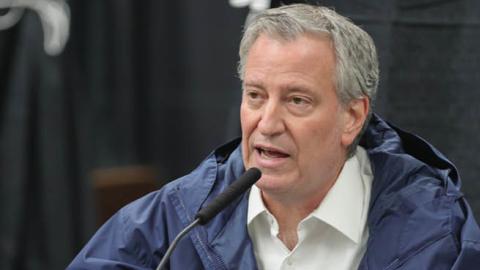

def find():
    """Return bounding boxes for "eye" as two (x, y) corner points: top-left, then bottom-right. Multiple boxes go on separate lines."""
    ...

(243, 89), (265, 108)
(247, 91), (260, 100)
(291, 96), (307, 105)
(289, 96), (311, 106)
(244, 89), (264, 100)
(287, 95), (314, 115)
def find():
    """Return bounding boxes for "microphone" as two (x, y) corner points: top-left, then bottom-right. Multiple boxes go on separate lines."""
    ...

(156, 167), (262, 270)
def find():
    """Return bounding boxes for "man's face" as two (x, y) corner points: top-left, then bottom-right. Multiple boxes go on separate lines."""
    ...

(241, 33), (360, 203)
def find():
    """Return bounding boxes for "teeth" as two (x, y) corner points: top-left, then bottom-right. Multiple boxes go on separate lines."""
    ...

(258, 148), (288, 158)
(263, 150), (276, 157)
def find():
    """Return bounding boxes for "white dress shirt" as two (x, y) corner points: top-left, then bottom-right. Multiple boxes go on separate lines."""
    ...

(247, 146), (373, 270)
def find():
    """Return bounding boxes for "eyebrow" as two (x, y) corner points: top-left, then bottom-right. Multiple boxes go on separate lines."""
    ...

(283, 84), (313, 94)
(243, 83), (317, 99)
(244, 80), (312, 92)
(243, 81), (264, 89)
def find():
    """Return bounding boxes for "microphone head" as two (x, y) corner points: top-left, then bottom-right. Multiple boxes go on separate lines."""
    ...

(242, 167), (262, 183)
(195, 167), (262, 225)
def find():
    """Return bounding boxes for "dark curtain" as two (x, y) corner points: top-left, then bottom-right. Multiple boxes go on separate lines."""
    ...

(0, 1), (247, 269)
(0, 0), (479, 269)
(0, 10), (93, 270)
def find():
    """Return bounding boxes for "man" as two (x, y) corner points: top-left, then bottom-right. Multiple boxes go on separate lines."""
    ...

(68, 4), (480, 269)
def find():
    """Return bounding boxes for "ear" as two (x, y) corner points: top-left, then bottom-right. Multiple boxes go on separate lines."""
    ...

(341, 97), (369, 147)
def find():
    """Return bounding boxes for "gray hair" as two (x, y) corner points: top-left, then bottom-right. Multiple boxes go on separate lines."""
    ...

(238, 4), (379, 156)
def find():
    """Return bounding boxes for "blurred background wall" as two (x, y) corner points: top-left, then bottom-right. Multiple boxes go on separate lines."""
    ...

(0, 0), (479, 269)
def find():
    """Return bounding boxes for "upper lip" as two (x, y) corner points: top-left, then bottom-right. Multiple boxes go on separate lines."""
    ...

(253, 143), (290, 156)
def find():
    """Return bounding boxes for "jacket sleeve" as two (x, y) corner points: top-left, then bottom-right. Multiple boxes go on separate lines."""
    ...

(67, 191), (170, 270)
(395, 197), (480, 270)
(452, 240), (480, 270)
(451, 201), (480, 270)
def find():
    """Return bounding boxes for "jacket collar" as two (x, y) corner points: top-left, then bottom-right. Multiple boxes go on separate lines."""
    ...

(358, 114), (466, 269)
(361, 114), (462, 225)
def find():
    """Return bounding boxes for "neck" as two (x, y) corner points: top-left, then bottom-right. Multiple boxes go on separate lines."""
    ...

(261, 183), (335, 250)
(265, 199), (312, 250)
(260, 165), (342, 250)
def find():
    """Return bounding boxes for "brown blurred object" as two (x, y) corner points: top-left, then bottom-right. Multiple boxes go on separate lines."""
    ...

(92, 165), (159, 227)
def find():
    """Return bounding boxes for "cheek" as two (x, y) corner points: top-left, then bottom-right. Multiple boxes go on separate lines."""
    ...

(240, 102), (260, 137)
(296, 118), (342, 158)
(240, 104), (251, 137)
(240, 104), (255, 162)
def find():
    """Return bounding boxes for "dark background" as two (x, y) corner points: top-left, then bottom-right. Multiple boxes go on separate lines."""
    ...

(1, 0), (479, 269)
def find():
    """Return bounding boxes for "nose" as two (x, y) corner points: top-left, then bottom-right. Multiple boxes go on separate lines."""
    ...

(257, 100), (285, 136)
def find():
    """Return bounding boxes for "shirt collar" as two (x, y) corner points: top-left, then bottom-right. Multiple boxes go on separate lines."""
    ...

(247, 146), (373, 244)
(310, 146), (372, 243)
(247, 182), (267, 225)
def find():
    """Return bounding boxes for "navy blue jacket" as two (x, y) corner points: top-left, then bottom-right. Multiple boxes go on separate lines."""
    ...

(68, 115), (480, 269)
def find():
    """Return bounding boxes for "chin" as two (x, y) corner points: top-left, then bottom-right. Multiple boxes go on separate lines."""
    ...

(255, 174), (291, 194)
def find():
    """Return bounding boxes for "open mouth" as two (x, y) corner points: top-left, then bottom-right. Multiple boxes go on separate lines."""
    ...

(255, 146), (290, 159)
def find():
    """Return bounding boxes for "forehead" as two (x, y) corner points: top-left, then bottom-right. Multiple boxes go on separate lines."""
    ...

(243, 33), (336, 90)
